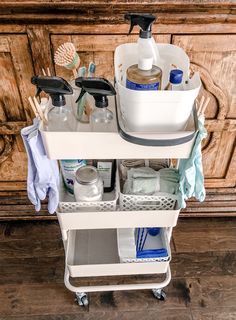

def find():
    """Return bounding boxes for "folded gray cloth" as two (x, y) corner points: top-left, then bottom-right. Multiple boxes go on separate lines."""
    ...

(123, 167), (179, 195)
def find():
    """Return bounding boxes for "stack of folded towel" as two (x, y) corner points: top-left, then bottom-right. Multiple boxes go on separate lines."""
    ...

(123, 166), (179, 195)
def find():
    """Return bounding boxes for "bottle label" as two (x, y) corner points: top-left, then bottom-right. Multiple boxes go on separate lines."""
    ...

(97, 161), (112, 188)
(126, 79), (160, 90)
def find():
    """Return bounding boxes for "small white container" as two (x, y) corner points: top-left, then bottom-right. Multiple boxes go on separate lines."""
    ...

(115, 43), (201, 132)
(117, 227), (171, 263)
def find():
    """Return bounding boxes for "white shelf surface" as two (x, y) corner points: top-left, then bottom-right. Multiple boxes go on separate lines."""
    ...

(40, 97), (196, 160)
(57, 209), (179, 233)
(66, 229), (170, 277)
(57, 170), (180, 234)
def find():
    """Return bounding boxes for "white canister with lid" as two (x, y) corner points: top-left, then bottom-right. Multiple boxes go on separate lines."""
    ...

(60, 160), (86, 195)
(74, 166), (103, 202)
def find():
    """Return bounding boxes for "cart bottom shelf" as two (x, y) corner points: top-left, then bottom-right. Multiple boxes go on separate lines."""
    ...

(66, 229), (170, 277)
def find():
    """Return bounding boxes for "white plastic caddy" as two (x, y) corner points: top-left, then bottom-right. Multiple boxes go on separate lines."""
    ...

(115, 43), (201, 132)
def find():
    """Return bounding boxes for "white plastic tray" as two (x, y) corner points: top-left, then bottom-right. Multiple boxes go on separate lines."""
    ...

(40, 96), (197, 160)
(66, 229), (170, 277)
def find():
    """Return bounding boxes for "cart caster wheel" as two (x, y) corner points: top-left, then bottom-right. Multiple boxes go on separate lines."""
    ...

(152, 288), (166, 301)
(75, 292), (89, 307)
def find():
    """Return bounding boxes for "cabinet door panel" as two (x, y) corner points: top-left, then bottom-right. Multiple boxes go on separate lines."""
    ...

(51, 34), (171, 81)
(0, 35), (34, 188)
(173, 35), (236, 189)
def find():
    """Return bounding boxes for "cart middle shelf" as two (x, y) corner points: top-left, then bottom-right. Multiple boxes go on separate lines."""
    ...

(57, 169), (180, 238)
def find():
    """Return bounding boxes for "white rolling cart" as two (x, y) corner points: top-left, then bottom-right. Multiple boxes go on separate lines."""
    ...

(40, 93), (198, 306)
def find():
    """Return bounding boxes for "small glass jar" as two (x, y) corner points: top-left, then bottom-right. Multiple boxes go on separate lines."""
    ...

(68, 80), (90, 123)
(74, 166), (103, 202)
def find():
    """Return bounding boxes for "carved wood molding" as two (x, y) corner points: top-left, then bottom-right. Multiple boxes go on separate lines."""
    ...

(0, 135), (13, 164)
(206, 119), (236, 132)
(0, 1), (235, 24)
(0, 121), (28, 135)
(191, 62), (228, 120)
(190, 61), (236, 186)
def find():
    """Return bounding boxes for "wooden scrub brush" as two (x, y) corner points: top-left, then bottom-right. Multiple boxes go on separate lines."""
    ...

(54, 42), (80, 78)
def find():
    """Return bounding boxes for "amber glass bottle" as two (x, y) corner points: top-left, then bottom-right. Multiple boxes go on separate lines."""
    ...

(126, 57), (162, 91)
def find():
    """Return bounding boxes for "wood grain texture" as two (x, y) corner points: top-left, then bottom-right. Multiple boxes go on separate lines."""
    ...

(0, 2), (235, 218)
(51, 34), (171, 81)
(0, 218), (235, 318)
(0, 35), (34, 188)
(1, 23), (234, 35)
(173, 217), (236, 252)
(172, 35), (236, 189)
(191, 308), (236, 320)
(0, 1), (236, 26)
(27, 26), (55, 77)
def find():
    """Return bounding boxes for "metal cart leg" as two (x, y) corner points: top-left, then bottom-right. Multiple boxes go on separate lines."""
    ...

(75, 292), (89, 307)
(64, 265), (171, 295)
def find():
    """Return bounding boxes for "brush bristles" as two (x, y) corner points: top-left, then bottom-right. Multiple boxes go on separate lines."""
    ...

(54, 42), (79, 69)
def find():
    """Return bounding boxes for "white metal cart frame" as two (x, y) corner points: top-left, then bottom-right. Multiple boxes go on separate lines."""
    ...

(40, 93), (198, 306)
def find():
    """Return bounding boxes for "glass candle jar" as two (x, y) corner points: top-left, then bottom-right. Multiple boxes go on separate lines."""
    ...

(74, 166), (103, 202)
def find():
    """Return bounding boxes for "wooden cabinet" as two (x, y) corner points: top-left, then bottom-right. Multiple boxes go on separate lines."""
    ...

(51, 34), (171, 80)
(0, 35), (34, 190)
(172, 35), (236, 189)
(0, 1), (235, 219)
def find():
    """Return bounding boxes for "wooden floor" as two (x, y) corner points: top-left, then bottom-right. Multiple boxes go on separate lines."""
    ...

(0, 218), (235, 320)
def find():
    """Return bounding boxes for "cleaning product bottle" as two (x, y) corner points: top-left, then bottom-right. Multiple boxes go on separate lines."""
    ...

(75, 77), (116, 132)
(93, 159), (116, 192)
(125, 13), (163, 89)
(126, 56), (162, 90)
(31, 76), (75, 131)
(60, 159), (87, 195)
(166, 69), (184, 91)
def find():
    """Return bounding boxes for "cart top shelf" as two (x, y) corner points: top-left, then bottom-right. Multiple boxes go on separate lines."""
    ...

(40, 96), (197, 160)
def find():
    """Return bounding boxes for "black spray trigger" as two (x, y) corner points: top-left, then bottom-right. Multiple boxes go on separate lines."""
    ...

(36, 87), (42, 98)
(74, 77), (116, 109)
(128, 20), (135, 34)
(76, 88), (86, 103)
(124, 13), (156, 39)
(125, 13), (136, 34)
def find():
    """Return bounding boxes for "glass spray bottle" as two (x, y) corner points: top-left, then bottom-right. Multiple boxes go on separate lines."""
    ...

(31, 75), (76, 132)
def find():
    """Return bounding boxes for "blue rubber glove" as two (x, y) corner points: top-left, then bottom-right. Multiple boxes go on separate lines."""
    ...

(21, 118), (41, 211)
(178, 115), (207, 208)
(21, 118), (59, 214)
(194, 115), (207, 202)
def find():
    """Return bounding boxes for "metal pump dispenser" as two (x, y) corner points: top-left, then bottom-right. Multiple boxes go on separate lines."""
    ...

(31, 75), (75, 131)
(125, 13), (162, 71)
(75, 77), (116, 131)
